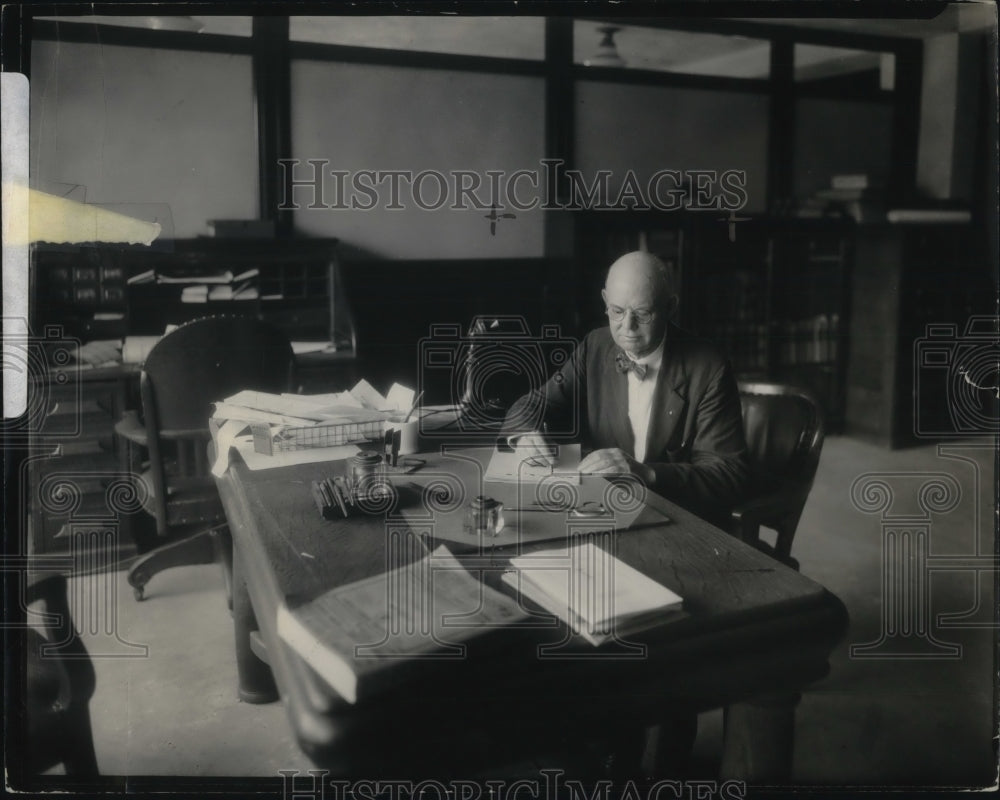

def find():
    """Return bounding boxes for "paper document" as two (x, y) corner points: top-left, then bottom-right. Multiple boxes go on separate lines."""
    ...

(331, 391), (364, 408)
(485, 443), (581, 484)
(234, 438), (360, 471)
(385, 382), (416, 413)
(291, 341), (333, 355)
(349, 379), (388, 411)
(122, 336), (161, 364)
(212, 418), (250, 477)
(222, 390), (337, 422)
(212, 402), (317, 428)
(158, 270), (234, 284)
(502, 541), (683, 646)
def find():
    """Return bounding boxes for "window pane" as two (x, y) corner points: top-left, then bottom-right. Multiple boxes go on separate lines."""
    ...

(35, 15), (252, 36)
(576, 82), (769, 212)
(794, 98), (893, 201)
(574, 21), (770, 78)
(289, 16), (544, 60)
(291, 61), (545, 258)
(30, 41), (258, 238)
(795, 44), (895, 90)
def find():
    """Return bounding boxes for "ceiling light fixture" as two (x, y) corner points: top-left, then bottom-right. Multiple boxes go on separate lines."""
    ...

(584, 25), (626, 68)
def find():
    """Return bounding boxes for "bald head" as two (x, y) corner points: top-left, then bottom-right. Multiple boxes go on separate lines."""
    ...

(602, 252), (676, 357)
(605, 251), (676, 308)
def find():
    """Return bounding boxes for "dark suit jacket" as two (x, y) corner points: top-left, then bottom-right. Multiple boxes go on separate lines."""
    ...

(505, 324), (751, 526)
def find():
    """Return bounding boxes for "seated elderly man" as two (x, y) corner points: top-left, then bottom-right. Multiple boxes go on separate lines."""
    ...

(505, 250), (751, 529)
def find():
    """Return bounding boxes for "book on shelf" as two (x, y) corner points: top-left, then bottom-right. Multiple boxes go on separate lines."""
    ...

(886, 208), (971, 224)
(158, 269), (235, 285)
(276, 545), (528, 704)
(830, 174), (870, 191)
(207, 280), (259, 301)
(127, 268), (156, 285)
(180, 285), (209, 303)
(814, 187), (875, 202)
(502, 541), (683, 647)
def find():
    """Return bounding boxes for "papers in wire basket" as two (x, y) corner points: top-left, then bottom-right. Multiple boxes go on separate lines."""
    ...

(502, 541), (683, 646)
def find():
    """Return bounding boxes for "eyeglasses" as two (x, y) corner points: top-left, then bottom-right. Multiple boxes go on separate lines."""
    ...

(606, 305), (655, 325)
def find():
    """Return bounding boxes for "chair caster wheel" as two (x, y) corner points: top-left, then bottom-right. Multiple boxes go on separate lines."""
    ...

(133, 586), (145, 601)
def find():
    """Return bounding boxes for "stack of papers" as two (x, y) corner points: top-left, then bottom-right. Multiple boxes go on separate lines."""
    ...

(181, 285), (208, 303)
(208, 280), (258, 301)
(210, 380), (418, 476)
(214, 389), (388, 428)
(502, 541), (683, 646)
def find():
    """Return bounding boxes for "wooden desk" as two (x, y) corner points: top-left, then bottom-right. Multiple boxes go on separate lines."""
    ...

(214, 448), (847, 779)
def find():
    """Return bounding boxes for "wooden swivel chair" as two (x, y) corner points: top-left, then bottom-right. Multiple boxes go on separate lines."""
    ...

(116, 316), (295, 600)
(25, 572), (99, 776)
(730, 381), (826, 569)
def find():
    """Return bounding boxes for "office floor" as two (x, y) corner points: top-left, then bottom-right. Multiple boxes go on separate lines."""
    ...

(60, 436), (996, 786)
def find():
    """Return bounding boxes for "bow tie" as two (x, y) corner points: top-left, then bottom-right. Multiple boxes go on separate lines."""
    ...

(615, 351), (648, 379)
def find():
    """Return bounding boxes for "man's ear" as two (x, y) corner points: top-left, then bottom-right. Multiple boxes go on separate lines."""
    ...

(601, 288), (608, 305)
(664, 293), (680, 319)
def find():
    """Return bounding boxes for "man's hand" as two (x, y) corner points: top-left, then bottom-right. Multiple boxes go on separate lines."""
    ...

(513, 431), (557, 467)
(579, 448), (655, 484)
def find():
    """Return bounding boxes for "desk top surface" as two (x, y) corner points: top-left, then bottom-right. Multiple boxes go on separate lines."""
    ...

(215, 445), (848, 768)
(220, 446), (833, 629)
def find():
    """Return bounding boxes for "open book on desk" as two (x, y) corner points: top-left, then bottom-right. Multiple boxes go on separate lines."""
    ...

(276, 545), (528, 704)
(502, 541), (683, 647)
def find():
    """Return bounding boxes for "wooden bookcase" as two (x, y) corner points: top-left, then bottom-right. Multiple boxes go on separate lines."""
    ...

(575, 214), (854, 431)
(32, 238), (352, 350)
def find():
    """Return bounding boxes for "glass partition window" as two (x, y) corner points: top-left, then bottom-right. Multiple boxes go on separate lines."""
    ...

(289, 16), (544, 59)
(292, 60), (546, 258)
(575, 82), (769, 212)
(30, 41), (258, 238)
(794, 98), (893, 200)
(794, 44), (895, 90)
(35, 15), (252, 36)
(574, 21), (770, 78)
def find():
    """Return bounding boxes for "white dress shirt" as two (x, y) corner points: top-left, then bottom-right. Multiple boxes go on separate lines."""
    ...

(624, 338), (665, 462)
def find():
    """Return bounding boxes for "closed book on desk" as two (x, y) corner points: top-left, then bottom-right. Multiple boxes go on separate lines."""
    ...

(502, 541), (683, 646)
(277, 545), (527, 704)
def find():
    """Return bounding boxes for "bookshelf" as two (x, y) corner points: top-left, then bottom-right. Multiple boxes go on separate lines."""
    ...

(575, 214), (853, 430)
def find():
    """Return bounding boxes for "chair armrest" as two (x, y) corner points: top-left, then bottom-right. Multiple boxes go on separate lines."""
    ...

(731, 490), (803, 528)
(159, 428), (213, 441)
(114, 411), (148, 447)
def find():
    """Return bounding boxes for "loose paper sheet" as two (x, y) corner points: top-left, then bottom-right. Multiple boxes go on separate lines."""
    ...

(349, 379), (388, 411)
(485, 444), (581, 484)
(385, 382), (416, 413)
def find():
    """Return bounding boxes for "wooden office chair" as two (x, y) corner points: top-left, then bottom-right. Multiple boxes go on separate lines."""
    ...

(116, 316), (295, 600)
(25, 572), (99, 776)
(731, 381), (825, 569)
